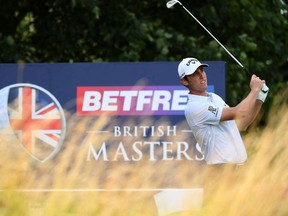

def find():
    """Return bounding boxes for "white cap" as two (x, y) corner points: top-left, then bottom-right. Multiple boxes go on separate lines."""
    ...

(178, 57), (209, 78)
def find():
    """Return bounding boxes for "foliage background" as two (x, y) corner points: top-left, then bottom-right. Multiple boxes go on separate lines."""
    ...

(0, 1), (288, 215)
(0, 0), (287, 117)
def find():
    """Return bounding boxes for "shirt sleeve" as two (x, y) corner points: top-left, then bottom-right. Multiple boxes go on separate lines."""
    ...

(186, 101), (223, 126)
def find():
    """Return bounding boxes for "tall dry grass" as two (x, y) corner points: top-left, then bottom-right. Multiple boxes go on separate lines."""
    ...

(0, 89), (288, 216)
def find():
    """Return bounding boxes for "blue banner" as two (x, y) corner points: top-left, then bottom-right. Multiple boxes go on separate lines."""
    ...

(0, 61), (225, 187)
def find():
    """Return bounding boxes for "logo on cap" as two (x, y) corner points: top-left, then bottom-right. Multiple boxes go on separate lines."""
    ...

(186, 58), (199, 66)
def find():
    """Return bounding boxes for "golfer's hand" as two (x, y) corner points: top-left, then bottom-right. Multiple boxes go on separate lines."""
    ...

(250, 75), (269, 103)
(250, 74), (265, 92)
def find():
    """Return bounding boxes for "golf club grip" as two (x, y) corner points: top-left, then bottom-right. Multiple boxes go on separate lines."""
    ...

(242, 67), (252, 77)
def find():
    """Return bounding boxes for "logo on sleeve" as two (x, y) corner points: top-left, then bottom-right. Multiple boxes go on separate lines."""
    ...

(208, 105), (218, 116)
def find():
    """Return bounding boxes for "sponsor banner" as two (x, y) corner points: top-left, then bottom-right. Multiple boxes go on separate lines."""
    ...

(0, 61), (225, 189)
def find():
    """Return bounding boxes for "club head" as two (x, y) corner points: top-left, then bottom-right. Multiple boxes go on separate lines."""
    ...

(166, 0), (179, 9)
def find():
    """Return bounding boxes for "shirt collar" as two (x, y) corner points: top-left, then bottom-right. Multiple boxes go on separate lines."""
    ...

(188, 92), (213, 102)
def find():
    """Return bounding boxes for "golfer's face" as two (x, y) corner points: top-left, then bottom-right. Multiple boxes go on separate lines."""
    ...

(187, 66), (208, 94)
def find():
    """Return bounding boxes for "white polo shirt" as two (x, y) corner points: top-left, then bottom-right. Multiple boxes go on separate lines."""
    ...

(185, 92), (247, 164)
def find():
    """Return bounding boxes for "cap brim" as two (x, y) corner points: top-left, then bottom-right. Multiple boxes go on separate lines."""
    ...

(186, 63), (209, 76)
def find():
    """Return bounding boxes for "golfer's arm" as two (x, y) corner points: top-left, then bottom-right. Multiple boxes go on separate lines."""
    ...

(221, 90), (262, 131)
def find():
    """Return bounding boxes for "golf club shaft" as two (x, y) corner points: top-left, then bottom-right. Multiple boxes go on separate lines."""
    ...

(167, 0), (269, 94)
(175, 1), (252, 76)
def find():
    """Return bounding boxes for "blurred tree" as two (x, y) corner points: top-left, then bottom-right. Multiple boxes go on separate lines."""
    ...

(0, 0), (287, 117)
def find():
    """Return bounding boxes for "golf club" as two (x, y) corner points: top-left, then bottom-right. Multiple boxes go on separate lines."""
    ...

(166, 0), (269, 93)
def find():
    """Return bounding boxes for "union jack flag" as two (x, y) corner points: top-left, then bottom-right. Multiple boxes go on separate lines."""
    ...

(7, 85), (65, 162)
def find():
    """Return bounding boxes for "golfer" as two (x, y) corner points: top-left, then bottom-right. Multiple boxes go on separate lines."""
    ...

(178, 57), (269, 165)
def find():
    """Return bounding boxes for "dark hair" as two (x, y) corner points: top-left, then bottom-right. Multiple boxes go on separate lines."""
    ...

(181, 76), (189, 88)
